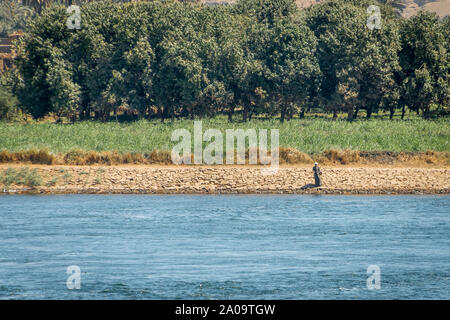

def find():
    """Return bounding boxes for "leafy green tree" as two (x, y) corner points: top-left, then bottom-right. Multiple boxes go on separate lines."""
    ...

(210, 6), (262, 122)
(8, 0), (448, 122)
(12, 37), (80, 119)
(121, 38), (155, 117)
(11, 4), (81, 119)
(0, 75), (18, 120)
(234, 0), (296, 25)
(261, 18), (320, 122)
(66, 0), (124, 120)
(306, 0), (401, 120)
(399, 11), (449, 118)
(150, 3), (204, 121)
(234, 0), (321, 122)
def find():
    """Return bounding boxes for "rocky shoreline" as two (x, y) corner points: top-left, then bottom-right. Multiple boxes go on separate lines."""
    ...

(1, 165), (449, 195)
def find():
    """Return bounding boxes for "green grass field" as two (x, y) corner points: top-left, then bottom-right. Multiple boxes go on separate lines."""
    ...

(0, 117), (448, 154)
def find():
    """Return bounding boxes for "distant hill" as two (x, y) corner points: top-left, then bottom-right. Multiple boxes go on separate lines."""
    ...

(399, 0), (449, 17)
(202, 1), (448, 17)
(294, 0), (449, 17)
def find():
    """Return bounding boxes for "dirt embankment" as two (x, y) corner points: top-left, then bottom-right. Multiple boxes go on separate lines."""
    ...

(1, 149), (449, 167)
(1, 165), (448, 195)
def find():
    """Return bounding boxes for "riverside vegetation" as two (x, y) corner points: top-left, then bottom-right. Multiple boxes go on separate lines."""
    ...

(0, 0), (448, 122)
(0, 167), (42, 188)
(0, 0), (448, 168)
(0, 117), (449, 153)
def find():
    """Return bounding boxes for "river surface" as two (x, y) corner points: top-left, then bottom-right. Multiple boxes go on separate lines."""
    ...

(0, 194), (449, 299)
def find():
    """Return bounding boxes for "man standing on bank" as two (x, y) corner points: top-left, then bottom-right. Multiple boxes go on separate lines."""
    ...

(313, 162), (322, 187)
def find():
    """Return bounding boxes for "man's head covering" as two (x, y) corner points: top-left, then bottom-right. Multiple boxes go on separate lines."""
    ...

(314, 162), (318, 165)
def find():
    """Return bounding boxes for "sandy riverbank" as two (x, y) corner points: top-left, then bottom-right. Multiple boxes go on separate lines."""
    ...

(1, 165), (449, 195)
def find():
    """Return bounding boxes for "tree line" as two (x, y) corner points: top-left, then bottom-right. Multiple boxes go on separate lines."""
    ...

(2, 0), (449, 122)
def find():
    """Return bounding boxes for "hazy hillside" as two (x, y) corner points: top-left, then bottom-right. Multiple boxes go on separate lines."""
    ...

(295, 0), (449, 17)
(401, 0), (449, 17)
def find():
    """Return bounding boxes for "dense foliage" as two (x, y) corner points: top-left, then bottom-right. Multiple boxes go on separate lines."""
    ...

(7, 0), (450, 121)
(0, 0), (34, 37)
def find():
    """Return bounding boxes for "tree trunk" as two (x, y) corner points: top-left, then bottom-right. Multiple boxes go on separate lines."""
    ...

(366, 107), (372, 119)
(103, 109), (109, 122)
(353, 107), (359, 119)
(333, 110), (337, 119)
(389, 106), (395, 119)
(347, 106), (354, 121)
(423, 104), (431, 119)
(160, 107), (165, 123)
(299, 108), (305, 119)
(401, 104), (405, 120)
(228, 107), (234, 122)
(287, 108), (293, 121)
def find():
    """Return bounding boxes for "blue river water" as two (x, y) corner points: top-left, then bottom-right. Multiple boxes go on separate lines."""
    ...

(0, 194), (449, 299)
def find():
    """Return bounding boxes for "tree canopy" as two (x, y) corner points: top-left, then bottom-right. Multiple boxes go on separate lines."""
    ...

(6, 0), (449, 121)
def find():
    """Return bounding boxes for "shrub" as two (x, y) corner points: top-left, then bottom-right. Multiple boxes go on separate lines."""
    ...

(0, 167), (42, 188)
(0, 85), (17, 120)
